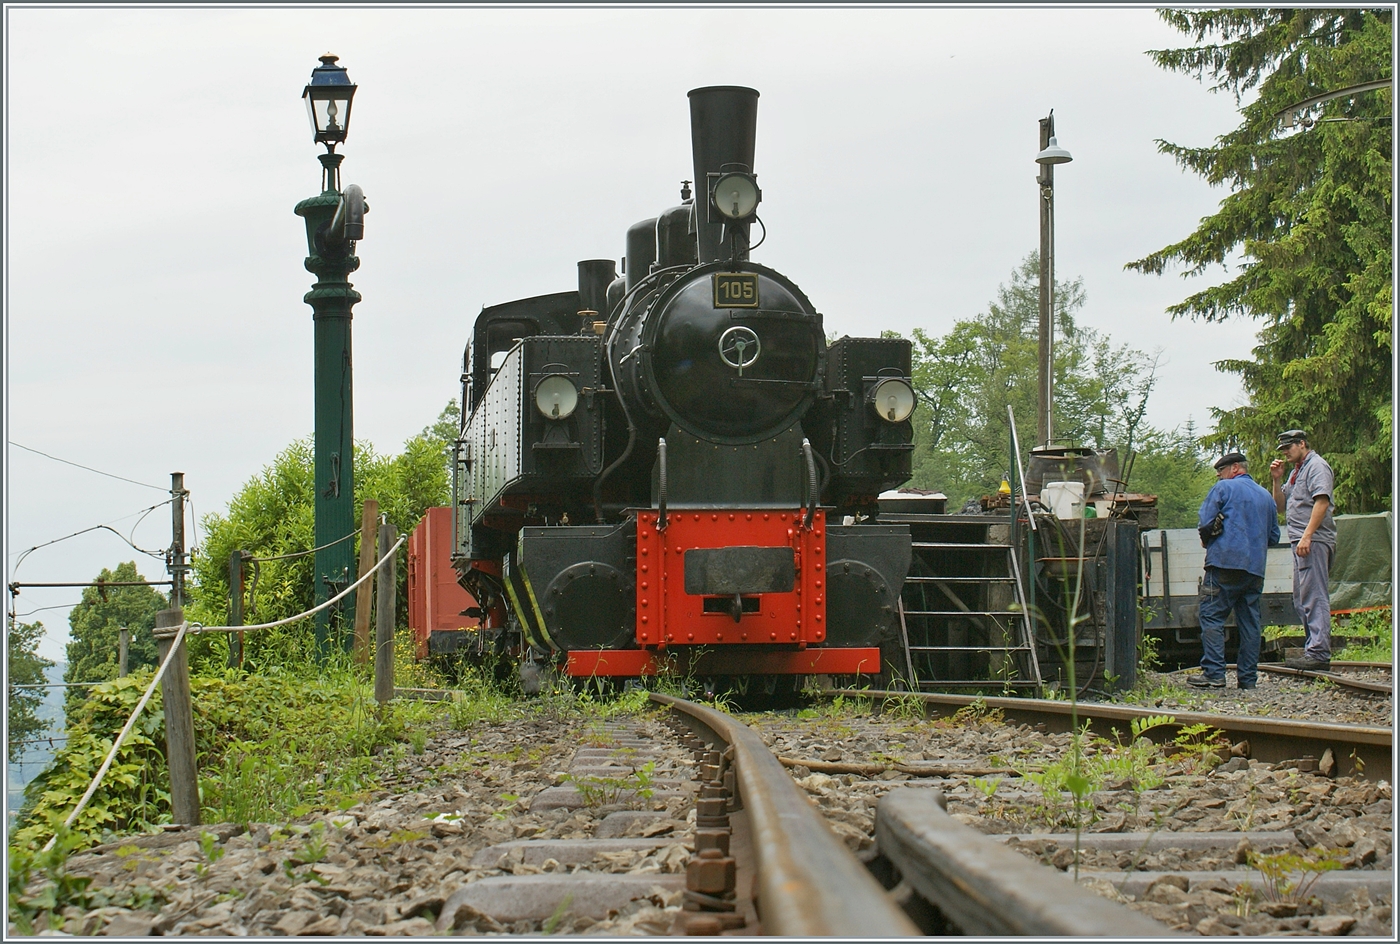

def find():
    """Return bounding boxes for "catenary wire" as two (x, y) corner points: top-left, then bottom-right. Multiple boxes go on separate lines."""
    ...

(10, 500), (173, 570)
(8, 441), (167, 492)
(12, 602), (82, 618)
(247, 527), (358, 563)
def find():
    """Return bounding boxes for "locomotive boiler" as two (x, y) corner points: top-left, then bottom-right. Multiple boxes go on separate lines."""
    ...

(452, 86), (917, 688)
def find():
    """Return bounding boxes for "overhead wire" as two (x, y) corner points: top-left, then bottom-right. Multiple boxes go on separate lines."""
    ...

(10, 500), (173, 571)
(247, 527), (358, 563)
(13, 602), (82, 618)
(8, 441), (167, 492)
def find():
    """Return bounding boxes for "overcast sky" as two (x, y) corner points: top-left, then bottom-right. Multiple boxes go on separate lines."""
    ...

(5, 4), (1263, 662)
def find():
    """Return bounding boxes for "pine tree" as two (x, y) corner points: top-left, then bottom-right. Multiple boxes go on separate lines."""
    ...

(1127, 9), (1392, 512)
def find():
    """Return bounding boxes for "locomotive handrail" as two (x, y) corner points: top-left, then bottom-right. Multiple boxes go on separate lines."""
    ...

(656, 437), (669, 531)
(801, 438), (818, 529)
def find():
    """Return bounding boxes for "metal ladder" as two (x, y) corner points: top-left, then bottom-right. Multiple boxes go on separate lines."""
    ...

(896, 526), (1042, 690)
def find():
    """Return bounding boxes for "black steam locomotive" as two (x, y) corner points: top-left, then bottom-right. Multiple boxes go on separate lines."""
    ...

(452, 87), (916, 687)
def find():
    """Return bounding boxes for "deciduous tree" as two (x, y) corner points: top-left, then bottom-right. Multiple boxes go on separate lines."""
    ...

(907, 253), (1159, 508)
(186, 402), (458, 669)
(62, 562), (165, 718)
(7, 620), (54, 763)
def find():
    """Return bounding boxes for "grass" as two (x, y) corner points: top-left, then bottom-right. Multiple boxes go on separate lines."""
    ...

(1333, 607), (1393, 661)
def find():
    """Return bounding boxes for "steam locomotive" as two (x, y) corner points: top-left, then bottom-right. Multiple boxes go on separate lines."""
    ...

(451, 87), (917, 689)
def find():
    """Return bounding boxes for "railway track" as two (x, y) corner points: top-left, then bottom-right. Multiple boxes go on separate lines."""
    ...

(1255, 661), (1392, 696)
(834, 688), (1393, 781)
(32, 690), (1394, 936)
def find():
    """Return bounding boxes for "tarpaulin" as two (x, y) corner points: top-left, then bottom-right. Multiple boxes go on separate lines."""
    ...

(1329, 512), (1393, 611)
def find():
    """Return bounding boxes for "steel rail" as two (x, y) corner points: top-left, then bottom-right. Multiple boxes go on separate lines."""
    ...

(1329, 661), (1392, 670)
(1256, 663), (1392, 695)
(875, 788), (1177, 937)
(649, 693), (919, 936)
(834, 689), (1391, 780)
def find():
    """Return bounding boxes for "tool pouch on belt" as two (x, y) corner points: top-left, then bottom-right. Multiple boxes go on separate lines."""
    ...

(1199, 512), (1224, 548)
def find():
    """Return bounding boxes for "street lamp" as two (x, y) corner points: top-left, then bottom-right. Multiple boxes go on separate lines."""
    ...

(1035, 111), (1072, 448)
(294, 54), (369, 657)
(303, 54), (357, 192)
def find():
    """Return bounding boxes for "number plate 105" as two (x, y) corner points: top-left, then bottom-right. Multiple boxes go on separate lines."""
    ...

(713, 272), (759, 308)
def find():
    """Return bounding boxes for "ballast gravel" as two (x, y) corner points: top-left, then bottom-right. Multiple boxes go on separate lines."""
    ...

(1123, 666), (1391, 729)
(743, 675), (1394, 938)
(20, 716), (699, 937)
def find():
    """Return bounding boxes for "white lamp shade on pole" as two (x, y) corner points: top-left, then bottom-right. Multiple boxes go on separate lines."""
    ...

(1035, 136), (1073, 165)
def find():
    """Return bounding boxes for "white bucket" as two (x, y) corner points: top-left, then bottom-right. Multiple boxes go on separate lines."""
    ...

(1043, 481), (1086, 520)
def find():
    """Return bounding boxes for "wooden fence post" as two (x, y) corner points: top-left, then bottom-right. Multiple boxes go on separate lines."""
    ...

(353, 499), (379, 663)
(374, 522), (398, 704)
(228, 549), (247, 668)
(118, 627), (129, 678)
(155, 608), (200, 825)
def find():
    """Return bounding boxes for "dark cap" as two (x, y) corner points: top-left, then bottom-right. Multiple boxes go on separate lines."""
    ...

(1276, 429), (1307, 449)
(1214, 452), (1247, 470)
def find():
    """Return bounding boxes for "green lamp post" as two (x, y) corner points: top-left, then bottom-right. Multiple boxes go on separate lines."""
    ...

(294, 54), (367, 654)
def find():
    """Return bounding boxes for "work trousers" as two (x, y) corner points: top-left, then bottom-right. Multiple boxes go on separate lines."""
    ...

(1293, 541), (1334, 661)
(1199, 566), (1264, 687)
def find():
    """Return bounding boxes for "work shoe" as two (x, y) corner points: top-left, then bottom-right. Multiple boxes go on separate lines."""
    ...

(1187, 674), (1226, 689)
(1285, 656), (1331, 672)
(1237, 682), (1256, 691)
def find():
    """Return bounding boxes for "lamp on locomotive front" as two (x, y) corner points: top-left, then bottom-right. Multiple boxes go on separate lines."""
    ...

(869, 377), (916, 423)
(534, 375), (579, 420)
(712, 171), (760, 220)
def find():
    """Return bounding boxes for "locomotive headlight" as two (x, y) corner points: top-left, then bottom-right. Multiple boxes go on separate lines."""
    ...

(869, 378), (915, 423)
(534, 375), (579, 420)
(712, 172), (760, 220)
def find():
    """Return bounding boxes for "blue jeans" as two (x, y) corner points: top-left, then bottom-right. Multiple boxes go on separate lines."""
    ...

(1199, 566), (1264, 687)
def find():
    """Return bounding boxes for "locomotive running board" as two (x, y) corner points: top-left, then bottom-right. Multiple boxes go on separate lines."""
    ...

(565, 647), (880, 677)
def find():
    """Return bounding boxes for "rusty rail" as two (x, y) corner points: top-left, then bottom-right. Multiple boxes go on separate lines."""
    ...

(833, 690), (1392, 780)
(874, 788), (1176, 936)
(650, 693), (918, 936)
(1257, 663), (1392, 695)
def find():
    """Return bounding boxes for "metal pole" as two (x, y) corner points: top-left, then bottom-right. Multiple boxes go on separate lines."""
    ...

(374, 521), (398, 704)
(1037, 115), (1055, 449)
(296, 162), (360, 659)
(118, 628), (129, 678)
(170, 473), (187, 608)
(155, 607), (199, 825)
(353, 499), (379, 664)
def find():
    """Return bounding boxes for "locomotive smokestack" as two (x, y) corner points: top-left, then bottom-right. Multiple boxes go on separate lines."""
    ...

(688, 86), (759, 264)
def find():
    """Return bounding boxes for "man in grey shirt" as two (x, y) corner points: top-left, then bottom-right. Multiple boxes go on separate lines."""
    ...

(1269, 429), (1336, 671)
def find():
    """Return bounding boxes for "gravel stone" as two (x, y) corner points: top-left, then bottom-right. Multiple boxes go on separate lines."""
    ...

(742, 690), (1393, 937)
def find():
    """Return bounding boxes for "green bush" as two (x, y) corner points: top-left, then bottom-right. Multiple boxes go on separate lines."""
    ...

(9, 661), (441, 852)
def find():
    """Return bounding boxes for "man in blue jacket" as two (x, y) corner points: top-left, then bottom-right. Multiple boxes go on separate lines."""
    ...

(1190, 452), (1280, 691)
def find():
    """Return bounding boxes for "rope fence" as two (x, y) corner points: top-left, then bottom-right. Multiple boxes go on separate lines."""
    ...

(41, 535), (405, 851)
(41, 621), (189, 852)
(153, 535), (404, 638)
